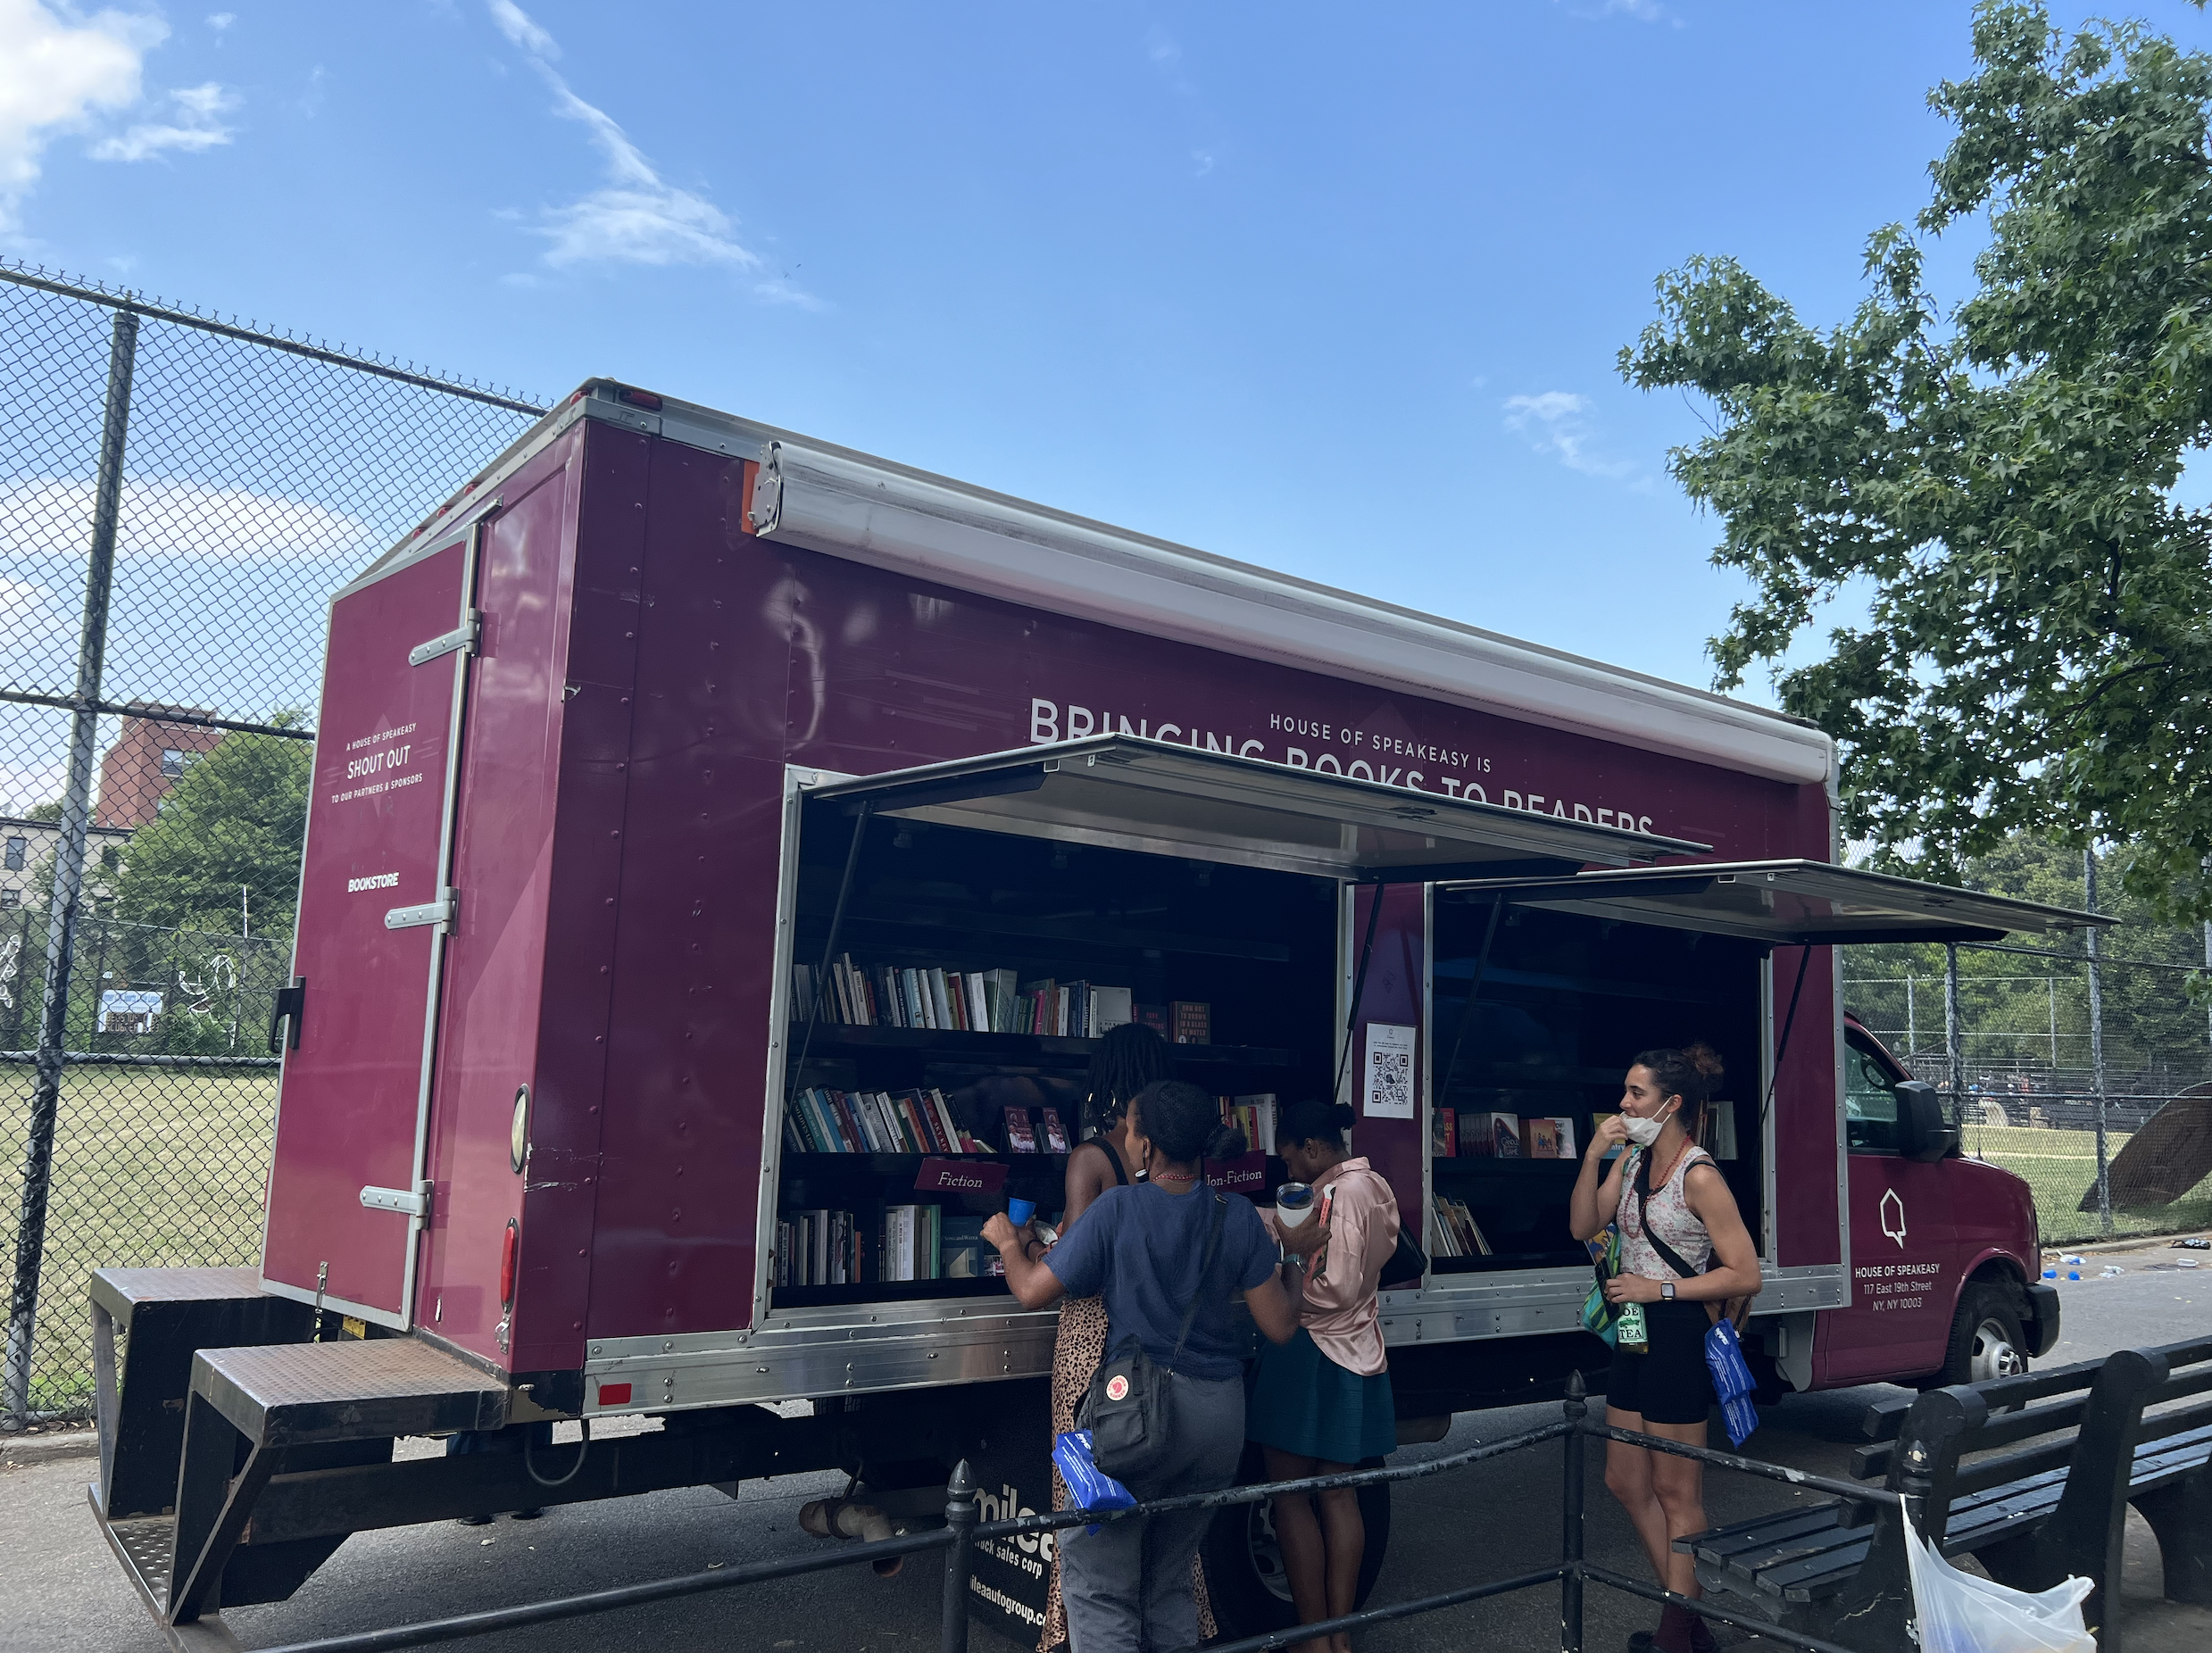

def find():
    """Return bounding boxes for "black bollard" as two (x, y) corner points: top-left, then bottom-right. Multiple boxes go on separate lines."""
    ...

(941, 1458), (977, 1653)
(1561, 1370), (1587, 1653)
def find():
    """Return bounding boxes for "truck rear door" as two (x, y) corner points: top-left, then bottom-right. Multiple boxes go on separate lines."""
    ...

(262, 529), (478, 1329)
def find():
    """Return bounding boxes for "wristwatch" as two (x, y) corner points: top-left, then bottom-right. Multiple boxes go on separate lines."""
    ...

(1660, 1281), (1676, 1301)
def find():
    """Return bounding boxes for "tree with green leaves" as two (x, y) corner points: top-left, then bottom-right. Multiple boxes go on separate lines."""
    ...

(110, 725), (310, 938)
(1622, 0), (2212, 920)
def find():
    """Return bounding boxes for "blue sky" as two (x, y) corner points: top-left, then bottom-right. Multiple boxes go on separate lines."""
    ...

(10, 0), (2212, 702)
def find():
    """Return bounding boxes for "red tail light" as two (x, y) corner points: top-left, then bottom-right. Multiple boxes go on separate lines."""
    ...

(598, 1382), (633, 1407)
(500, 1218), (520, 1309)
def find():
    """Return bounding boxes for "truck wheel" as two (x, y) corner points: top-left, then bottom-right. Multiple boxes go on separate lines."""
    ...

(1931, 1281), (2029, 1390)
(1201, 1445), (1391, 1640)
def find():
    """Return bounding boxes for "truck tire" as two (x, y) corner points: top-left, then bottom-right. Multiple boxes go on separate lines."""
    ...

(1928, 1281), (2029, 1390)
(1201, 1444), (1391, 1641)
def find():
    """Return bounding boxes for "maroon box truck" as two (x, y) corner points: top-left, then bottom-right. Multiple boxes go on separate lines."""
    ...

(87, 380), (2100, 1642)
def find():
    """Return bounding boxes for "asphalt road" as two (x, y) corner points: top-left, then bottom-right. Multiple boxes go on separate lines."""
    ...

(8, 1237), (2212, 1653)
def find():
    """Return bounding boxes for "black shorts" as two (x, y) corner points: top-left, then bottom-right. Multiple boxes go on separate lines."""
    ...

(1605, 1301), (1715, 1426)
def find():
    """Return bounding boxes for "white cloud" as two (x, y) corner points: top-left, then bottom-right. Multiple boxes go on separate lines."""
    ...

(1502, 391), (1637, 480)
(0, 0), (163, 229)
(486, 1), (802, 295)
(90, 80), (237, 162)
(1191, 149), (1214, 179)
(0, 479), (377, 564)
(1145, 26), (1180, 66)
(205, 11), (234, 32)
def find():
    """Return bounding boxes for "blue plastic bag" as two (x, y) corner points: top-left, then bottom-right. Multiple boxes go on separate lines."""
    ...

(1052, 1429), (1136, 1534)
(1703, 1317), (1759, 1448)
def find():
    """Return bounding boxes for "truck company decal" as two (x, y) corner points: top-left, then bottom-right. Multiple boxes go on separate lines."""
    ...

(1027, 697), (1659, 835)
(328, 721), (427, 807)
(345, 873), (401, 893)
(1854, 1258), (1941, 1313)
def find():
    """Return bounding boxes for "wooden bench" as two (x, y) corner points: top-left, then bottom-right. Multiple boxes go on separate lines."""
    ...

(1674, 1334), (2212, 1653)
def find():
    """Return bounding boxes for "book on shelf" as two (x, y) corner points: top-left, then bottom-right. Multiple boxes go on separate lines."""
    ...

(1432, 1107), (1457, 1158)
(941, 1215), (987, 1279)
(1462, 1112), (1522, 1159)
(1216, 1094), (1276, 1156)
(785, 1086), (985, 1155)
(1171, 1001), (1212, 1045)
(1427, 1196), (1492, 1258)
(1133, 1003), (1172, 1039)
(1549, 1117), (1577, 1159)
(1698, 1101), (1738, 1159)
(1519, 1117), (1562, 1159)
(1040, 1107), (1071, 1154)
(1004, 1107), (1040, 1153)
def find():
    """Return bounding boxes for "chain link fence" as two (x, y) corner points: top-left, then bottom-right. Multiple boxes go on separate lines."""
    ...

(0, 262), (545, 1424)
(1844, 916), (2212, 1247)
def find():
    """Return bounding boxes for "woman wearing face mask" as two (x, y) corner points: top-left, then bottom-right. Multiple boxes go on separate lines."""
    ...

(1569, 1044), (1760, 1653)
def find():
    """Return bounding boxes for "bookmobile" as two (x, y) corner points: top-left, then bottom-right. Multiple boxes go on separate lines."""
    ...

(85, 380), (2101, 1643)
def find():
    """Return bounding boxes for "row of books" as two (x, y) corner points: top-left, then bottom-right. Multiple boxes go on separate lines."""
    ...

(1428, 1196), (1493, 1257)
(774, 1205), (1001, 1286)
(794, 955), (1143, 1038)
(784, 1086), (990, 1156)
(1434, 1109), (1578, 1160)
(1217, 1094), (1277, 1155)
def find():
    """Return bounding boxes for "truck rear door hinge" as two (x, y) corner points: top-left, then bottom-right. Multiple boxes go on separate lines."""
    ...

(409, 610), (483, 667)
(359, 1180), (434, 1220)
(385, 889), (458, 932)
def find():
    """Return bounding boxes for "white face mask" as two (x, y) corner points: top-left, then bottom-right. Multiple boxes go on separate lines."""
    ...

(1622, 1107), (1673, 1148)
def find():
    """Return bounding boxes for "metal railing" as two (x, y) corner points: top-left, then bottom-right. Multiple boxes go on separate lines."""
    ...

(0, 262), (547, 1426)
(236, 1377), (1895, 1653)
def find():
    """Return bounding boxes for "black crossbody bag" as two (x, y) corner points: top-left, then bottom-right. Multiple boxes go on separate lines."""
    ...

(1079, 1191), (1227, 1483)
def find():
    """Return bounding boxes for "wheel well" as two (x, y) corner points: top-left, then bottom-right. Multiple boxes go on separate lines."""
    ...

(1966, 1255), (2029, 1304)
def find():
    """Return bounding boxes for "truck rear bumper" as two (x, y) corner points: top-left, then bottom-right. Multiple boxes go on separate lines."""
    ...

(2025, 1281), (2062, 1358)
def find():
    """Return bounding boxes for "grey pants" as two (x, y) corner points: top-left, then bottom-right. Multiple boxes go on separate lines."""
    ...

(1060, 1369), (1244, 1653)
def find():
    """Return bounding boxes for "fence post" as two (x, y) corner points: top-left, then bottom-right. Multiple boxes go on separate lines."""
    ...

(1560, 1370), (1586, 1653)
(940, 1458), (976, 1653)
(2084, 847), (2111, 1235)
(1943, 943), (1963, 1109)
(3, 305), (137, 1430)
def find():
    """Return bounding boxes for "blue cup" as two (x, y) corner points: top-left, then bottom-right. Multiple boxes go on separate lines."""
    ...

(1008, 1197), (1036, 1226)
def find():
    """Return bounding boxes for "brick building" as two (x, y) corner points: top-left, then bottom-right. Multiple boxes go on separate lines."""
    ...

(94, 705), (227, 831)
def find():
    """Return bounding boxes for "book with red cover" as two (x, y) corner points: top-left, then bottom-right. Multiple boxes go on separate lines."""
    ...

(1171, 1001), (1212, 1045)
(1040, 1107), (1071, 1154)
(1003, 1107), (1039, 1153)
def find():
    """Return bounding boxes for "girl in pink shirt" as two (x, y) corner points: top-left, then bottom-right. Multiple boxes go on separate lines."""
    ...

(1249, 1100), (1400, 1653)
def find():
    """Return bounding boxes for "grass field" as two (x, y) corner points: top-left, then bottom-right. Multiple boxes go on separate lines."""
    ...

(0, 1062), (274, 1416)
(1968, 1122), (2212, 1245)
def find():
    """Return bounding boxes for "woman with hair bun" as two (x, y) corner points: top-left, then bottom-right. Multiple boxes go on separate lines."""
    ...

(988, 1079), (1299, 1653)
(1570, 1043), (1762, 1653)
(1247, 1098), (1400, 1653)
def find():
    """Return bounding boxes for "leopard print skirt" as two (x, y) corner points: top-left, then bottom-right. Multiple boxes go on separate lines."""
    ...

(1042, 1294), (1218, 1650)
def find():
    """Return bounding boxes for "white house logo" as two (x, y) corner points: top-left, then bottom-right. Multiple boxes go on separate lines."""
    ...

(346, 873), (400, 893)
(1880, 1187), (1908, 1248)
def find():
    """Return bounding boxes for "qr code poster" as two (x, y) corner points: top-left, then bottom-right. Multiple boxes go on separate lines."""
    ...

(1362, 1022), (1417, 1119)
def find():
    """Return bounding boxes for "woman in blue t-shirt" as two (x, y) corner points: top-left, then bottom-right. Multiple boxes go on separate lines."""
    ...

(989, 1079), (1300, 1653)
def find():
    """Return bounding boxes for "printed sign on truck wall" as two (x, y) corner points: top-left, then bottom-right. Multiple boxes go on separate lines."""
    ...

(1362, 1022), (1417, 1119)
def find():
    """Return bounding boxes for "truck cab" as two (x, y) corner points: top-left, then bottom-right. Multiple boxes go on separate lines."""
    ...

(1819, 1013), (2058, 1391)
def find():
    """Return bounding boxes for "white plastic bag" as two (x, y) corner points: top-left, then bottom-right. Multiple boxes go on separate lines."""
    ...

(1903, 1521), (2095, 1653)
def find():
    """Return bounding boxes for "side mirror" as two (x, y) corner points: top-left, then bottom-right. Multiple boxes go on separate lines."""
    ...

(1895, 1079), (1958, 1163)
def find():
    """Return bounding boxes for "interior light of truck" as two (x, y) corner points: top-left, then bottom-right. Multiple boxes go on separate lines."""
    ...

(510, 1085), (529, 1174)
(500, 1218), (520, 1309)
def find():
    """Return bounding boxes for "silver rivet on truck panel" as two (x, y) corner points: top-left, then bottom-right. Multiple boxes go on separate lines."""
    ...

(590, 1345), (602, 1356)
(662, 1341), (674, 1352)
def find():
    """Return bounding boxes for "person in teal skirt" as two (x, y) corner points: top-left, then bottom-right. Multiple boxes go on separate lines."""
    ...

(1250, 1100), (1400, 1653)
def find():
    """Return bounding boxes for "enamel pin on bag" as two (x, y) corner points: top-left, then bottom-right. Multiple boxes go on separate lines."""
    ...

(1078, 1191), (1227, 1483)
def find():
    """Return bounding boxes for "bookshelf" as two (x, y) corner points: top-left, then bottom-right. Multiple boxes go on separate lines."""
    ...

(771, 802), (1339, 1309)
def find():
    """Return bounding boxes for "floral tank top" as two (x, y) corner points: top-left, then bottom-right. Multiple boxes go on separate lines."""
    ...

(1616, 1143), (1715, 1281)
